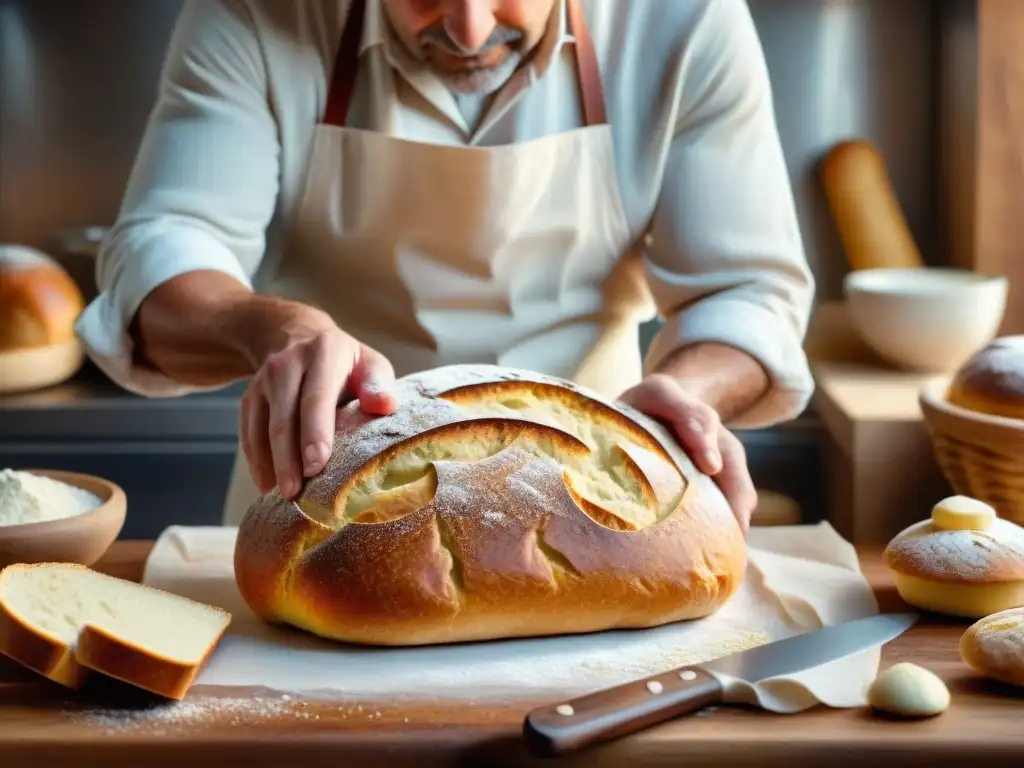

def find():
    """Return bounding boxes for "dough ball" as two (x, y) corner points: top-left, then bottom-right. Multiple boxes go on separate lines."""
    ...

(867, 662), (950, 718)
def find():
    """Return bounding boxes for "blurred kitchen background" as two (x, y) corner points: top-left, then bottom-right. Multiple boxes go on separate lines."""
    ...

(0, 0), (977, 536)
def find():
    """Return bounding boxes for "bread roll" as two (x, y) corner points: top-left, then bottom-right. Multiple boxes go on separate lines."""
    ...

(234, 364), (747, 647)
(960, 606), (1024, 687)
(884, 495), (1024, 618)
(947, 336), (1024, 420)
(751, 490), (802, 527)
(818, 139), (924, 271)
(0, 563), (231, 699)
(0, 245), (84, 352)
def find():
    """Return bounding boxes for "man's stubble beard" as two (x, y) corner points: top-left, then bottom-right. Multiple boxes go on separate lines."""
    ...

(437, 51), (523, 95)
(418, 25), (526, 96)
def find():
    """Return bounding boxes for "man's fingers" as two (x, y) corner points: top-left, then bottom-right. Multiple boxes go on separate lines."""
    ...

(263, 353), (305, 499)
(713, 431), (757, 532)
(298, 336), (350, 478)
(348, 346), (398, 415)
(620, 375), (721, 474)
(242, 389), (275, 495)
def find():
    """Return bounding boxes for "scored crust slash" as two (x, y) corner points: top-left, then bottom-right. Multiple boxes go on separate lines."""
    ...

(234, 364), (748, 647)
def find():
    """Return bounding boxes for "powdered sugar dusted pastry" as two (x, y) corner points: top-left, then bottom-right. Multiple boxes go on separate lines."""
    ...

(884, 495), (1024, 618)
(233, 364), (747, 647)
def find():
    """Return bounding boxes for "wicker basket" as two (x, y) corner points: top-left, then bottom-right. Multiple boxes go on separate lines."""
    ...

(919, 377), (1024, 525)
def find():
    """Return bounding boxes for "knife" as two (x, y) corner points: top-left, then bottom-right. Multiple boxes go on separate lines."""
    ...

(522, 611), (918, 758)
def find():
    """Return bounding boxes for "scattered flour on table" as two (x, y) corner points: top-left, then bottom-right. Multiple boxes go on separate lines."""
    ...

(0, 469), (101, 526)
(69, 696), (311, 734)
(68, 695), (401, 734)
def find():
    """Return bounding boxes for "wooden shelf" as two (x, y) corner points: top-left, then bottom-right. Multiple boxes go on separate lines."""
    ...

(806, 303), (952, 547)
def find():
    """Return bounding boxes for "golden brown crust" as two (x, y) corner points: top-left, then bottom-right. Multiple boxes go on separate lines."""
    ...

(960, 607), (1024, 687)
(234, 364), (748, 646)
(0, 252), (84, 352)
(0, 594), (88, 688)
(75, 624), (227, 701)
(947, 336), (1024, 420)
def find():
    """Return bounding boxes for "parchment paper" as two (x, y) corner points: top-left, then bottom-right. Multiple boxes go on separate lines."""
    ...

(142, 522), (881, 712)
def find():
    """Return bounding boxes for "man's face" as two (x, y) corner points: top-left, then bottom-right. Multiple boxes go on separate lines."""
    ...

(382, 0), (558, 95)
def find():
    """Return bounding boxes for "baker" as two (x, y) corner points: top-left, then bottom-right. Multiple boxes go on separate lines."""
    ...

(75, 0), (815, 531)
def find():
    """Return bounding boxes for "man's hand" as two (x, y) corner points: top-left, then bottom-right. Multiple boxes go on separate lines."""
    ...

(131, 271), (399, 500)
(619, 373), (757, 532)
(239, 305), (398, 499)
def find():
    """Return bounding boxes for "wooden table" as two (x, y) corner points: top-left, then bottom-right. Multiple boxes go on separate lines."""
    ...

(1, 542), (1022, 767)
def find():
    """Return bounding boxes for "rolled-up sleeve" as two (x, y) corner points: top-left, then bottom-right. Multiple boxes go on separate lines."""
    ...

(75, 0), (281, 397)
(642, 0), (815, 429)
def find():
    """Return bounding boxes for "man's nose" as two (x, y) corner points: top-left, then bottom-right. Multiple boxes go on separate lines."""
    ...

(442, 1), (497, 53)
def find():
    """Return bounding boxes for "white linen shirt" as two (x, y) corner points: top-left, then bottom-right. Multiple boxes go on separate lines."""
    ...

(76, 0), (816, 429)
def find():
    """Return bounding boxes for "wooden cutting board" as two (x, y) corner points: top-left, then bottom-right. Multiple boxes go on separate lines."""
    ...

(0, 542), (1021, 768)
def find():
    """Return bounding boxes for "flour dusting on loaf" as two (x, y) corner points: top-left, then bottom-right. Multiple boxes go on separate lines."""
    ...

(234, 364), (747, 646)
(948, 336), (1024, 419)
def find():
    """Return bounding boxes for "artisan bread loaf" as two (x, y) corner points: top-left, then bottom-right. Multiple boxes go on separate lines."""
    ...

(0, 245), (84, 352)
(234, 364), (747, 646)
(884, 495), (1024, 618)
(947, 337), (1024, 420)
(960, 606), (1024, 687)
(0, 563), (231, 699)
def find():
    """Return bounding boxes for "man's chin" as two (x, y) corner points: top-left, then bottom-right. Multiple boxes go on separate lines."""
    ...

(431, 53), (524, 96)
(426, 47), (510, 75)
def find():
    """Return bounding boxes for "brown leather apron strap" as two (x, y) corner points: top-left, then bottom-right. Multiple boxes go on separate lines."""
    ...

(322, 0), (607, 128)
(565, 0), (607, 127)
(323, 0), (367, 127)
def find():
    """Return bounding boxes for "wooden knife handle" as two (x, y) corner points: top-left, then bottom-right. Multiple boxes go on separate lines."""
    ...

(522, 666), (724, 758)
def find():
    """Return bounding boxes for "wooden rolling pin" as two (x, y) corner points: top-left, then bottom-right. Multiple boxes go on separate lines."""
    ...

(819, 139), (924, 271)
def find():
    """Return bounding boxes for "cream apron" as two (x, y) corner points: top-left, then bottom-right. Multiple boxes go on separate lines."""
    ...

(222, 0), (655, 525)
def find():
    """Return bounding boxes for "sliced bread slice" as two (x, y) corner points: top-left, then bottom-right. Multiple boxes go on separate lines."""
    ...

(0, 562), (231, 699)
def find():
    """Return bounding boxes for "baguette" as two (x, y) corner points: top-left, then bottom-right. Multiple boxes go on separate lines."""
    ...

(234, 364), (747, 647)
(0, 563), (231, 699)
(819, 139), (924, 271)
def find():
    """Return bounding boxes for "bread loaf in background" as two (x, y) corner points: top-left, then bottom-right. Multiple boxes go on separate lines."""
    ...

(0, 245), (84, 353)
(947, 337), (1024, 420)
(234, 365), (748, 647)
(819, 139), (924, 271)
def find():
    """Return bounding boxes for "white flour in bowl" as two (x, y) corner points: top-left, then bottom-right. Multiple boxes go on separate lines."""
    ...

(0, 469), (101, 526)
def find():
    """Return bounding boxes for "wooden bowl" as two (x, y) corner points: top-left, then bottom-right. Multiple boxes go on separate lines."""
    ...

(0, 470), (126, 570)
(919, 378), (1024, 525)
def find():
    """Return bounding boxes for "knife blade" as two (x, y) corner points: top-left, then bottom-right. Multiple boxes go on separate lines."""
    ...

(522, 612), (918, 758)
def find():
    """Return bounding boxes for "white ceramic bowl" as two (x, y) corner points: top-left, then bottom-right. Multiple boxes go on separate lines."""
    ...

(843, 267), (1008, 373)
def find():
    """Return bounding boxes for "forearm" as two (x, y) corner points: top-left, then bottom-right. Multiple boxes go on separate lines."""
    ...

(653, 342), (770, 423)
(130, 270), (319, 387)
